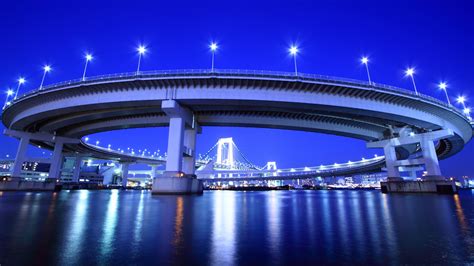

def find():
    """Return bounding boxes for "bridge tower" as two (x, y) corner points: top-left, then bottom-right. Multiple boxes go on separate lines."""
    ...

(216, 138), (235, 169)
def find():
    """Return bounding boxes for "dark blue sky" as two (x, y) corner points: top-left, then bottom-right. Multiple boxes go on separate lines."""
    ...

(0, 0), (473, 175)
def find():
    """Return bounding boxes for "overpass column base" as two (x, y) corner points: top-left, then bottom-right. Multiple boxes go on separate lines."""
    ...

(380, 180), (456, 194)
(152, 172), (203, 195)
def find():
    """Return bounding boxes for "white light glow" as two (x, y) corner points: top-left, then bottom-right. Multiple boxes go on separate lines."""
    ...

(457, 96), (466, 104)
(361, 57), (369, 64)
(137, 45), (147, 55)
(85, 54), (93, 61)
(289, 46), (298, 55)
(438, 82), (447, 90)
(405, 68), (415, 77)
(210, 42), (218, 51)
(43, 65), (52, 72)
(6, 89), (14, 96)
(18, 78), (26, 84)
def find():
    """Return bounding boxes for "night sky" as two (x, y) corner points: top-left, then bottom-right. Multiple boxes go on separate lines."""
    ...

(0, 0), (473, 176)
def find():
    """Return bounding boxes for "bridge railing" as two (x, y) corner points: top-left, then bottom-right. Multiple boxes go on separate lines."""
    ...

(6, 69), (467, 119)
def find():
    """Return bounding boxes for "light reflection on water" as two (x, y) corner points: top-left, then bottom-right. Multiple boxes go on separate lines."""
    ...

(0, 190), (472, 265)
(62, 190), (89, 264)
(211, 191), (236, 266)
(100, 190), (119, 262)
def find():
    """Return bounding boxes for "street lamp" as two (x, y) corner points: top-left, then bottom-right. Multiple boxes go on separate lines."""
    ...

(438, 82), (451, 105)
(209, 42), (218, 72)
(405, 67), (418, 95)
(39, 65), (52, 90)
(3, 89), (14, 109)
(136, 45), (147, 75)
(361, 56), (372, 85)
(456, 96), (471, 119)
(289, 46), (299, 76)
(82, 53), (93, 81)
(13, 77), (26, 100)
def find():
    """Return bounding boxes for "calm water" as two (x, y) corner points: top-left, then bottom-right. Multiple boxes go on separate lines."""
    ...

(0, 190), (473, 265)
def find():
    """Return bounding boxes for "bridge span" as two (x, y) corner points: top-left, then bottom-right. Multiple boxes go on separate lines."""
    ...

(2, 69), (473, 193)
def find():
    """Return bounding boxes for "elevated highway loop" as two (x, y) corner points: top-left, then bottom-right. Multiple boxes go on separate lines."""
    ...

(2, 69), (473, 193)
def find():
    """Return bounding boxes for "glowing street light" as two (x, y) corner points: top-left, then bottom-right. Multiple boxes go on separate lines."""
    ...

(3, 89), (14, 109)
(456, 96), (471, 119)
(405, 67), (418, 95)
(289, 45), (299, 76)
(136, 45), (147, 75)
(39, 65), (52, 90)
(13, 77), (25, 100)
(361, 56), (372, 85)
(464, 107), (471, 116)
(209, 42), (218, 72)
(438, 82), (451, 105)
(82, 53), (93, 81)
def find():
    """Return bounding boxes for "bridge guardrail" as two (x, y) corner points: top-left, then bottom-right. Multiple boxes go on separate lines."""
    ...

(5, 69), (468, 119)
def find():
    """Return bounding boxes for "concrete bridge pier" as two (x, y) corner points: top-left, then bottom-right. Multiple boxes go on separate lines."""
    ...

(11, 135), (30, 180)
(121, 162), (130, 188)
(369, 129), (457, 194)
(2, 130), (79, 191)
(152, 100), (203, 195)
(72, 156), (83, 183)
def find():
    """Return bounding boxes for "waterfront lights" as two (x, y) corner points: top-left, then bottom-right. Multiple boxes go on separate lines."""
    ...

(13, 77), (26, 100)
(39, 65), (52, 90)
(289, 45), (299, 76)
(209, 42), (218, 72)
(361, 56), (372, 85)
(82, 53), (93, 81)
(404, 67), (418, 95)
(136, 45), (147, 75)
(438, 82), (451, 105)
(96, 140), (100, 145)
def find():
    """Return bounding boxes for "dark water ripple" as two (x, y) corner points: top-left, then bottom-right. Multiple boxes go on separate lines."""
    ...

(0, 189), (472, 265)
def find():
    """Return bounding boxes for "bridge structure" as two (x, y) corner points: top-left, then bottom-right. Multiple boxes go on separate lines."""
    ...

(2, 69), (473, 194)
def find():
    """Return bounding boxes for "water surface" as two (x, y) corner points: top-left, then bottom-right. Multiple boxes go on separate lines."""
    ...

(0, 190), (473, 265)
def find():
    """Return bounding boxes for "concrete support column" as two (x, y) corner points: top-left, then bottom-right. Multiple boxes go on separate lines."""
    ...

(11, 137), (30, 178)
(48, 140), (64, 181)
(383, 144), (401, 181)
(183, 128), (197, 175)
(72, 156), (83, 183)
(166, 117), (185, 173)
(150, 165), (157, 179)
(420, 140), (442, 179)
(121, 163), (130, 187)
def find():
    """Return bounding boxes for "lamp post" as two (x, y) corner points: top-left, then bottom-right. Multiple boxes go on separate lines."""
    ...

(405, 68), (418, 95)
(438, 82), (450, 105)
(39, 65), (51, 90)
(82, 53), (93, 81)
(3, 89), (14, 109)
(361, 57), (372, 85)
(457, 96), (471, 119)
(209, 42), (218, 72)
(136, 45), (147, 75)
(289, 46), (299, 76)
(13, 77), (25, 100)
